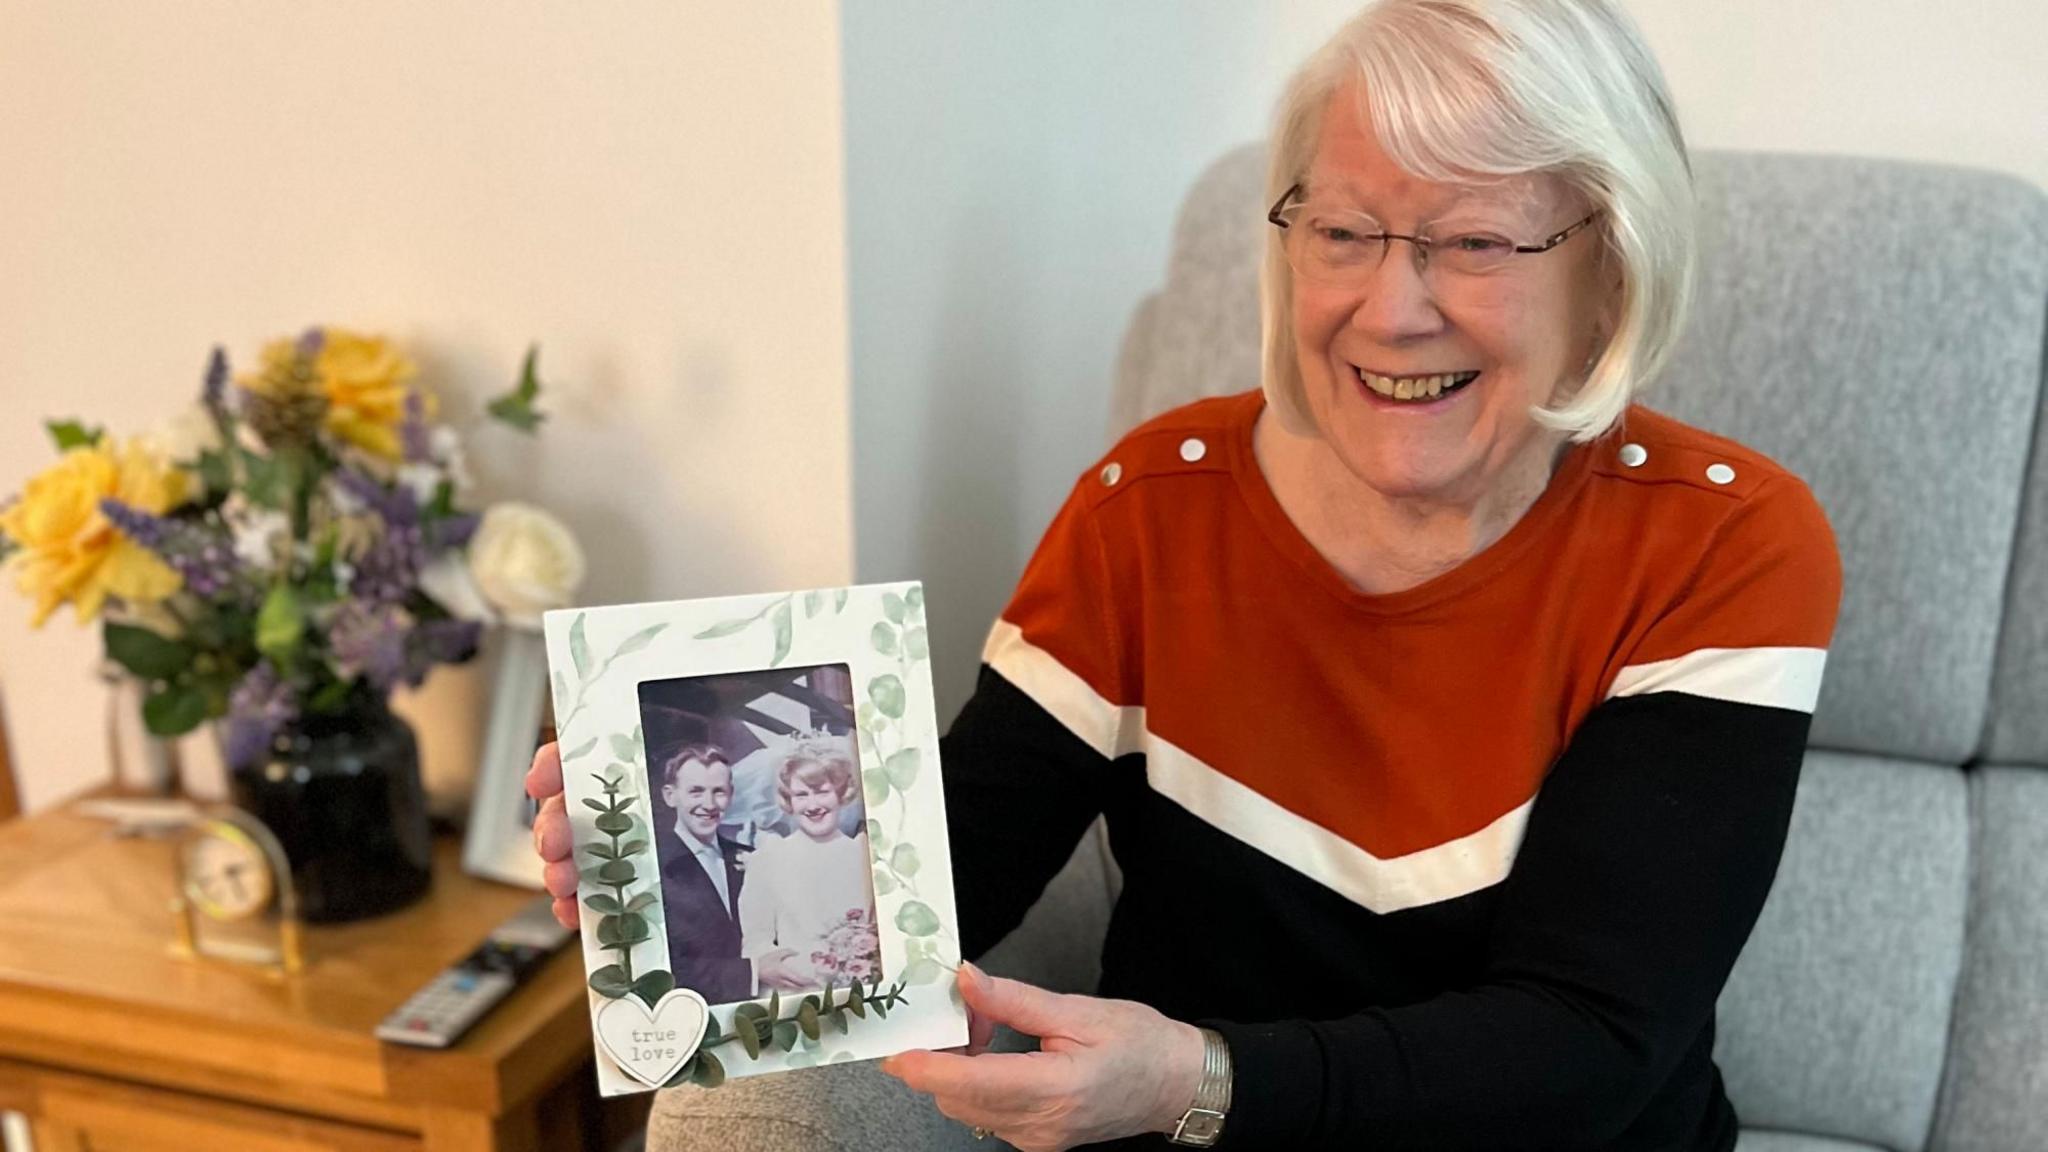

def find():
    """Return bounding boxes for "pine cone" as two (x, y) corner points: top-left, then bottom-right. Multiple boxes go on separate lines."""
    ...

(242, 355), (329, 449)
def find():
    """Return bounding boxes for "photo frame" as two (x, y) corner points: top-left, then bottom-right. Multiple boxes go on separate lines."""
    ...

(461, 625), (553, 889)
(543, 582), (967, 1095)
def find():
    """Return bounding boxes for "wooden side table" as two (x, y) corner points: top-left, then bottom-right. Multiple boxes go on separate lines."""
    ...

(0, 800), (641, 1152)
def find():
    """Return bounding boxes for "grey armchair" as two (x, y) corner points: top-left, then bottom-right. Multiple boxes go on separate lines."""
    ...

(648, 149), (2048, 1151)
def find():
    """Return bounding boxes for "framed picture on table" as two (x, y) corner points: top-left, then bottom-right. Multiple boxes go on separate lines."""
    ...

(462, 625), (555, 888)
(541, 582), (967, 1095)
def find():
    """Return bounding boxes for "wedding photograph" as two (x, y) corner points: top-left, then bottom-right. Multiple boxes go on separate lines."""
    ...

(635, 664), (883, 1007)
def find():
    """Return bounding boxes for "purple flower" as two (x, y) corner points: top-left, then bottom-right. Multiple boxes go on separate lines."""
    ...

(99, 499), (244, 601)
(425, 511), (479, 552)
(329, 600), (411, 693)
(295, 327), (326, 359)
(400, 390), (430, 463)
(202, 346), (230, 422)
(225, 662), (297, 770)
(407, 617), (482, 684)
(332, 468), (418, 526)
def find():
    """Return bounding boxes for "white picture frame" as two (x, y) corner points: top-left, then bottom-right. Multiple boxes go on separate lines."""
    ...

(462, 625), (552, 889)
(543, 581), (967, 1095)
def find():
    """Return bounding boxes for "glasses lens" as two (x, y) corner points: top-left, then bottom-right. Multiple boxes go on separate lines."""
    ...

(1431, 232), (1518, 276)
(1284, 205), (1383, 284)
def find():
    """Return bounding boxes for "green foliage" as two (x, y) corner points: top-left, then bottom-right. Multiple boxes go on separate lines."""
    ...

(45, 419), (103, 452)
(142, 681), (209, 736)
(103, 622), (194, 680)
(255, 583), (305, 665)
(631, 969), (674, 1009)
(584, 769), (656, 989)
(486, 344), (548, 432)
(588, 964), (632, 998)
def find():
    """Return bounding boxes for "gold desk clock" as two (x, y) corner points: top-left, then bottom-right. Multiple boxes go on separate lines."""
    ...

(170, 807), (306, 976)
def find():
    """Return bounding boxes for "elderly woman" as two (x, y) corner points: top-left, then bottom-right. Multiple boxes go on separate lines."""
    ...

(528, 0), (1839, 1147)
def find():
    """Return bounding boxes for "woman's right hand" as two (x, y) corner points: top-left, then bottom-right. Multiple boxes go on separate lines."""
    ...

(525, 742), (582, 930)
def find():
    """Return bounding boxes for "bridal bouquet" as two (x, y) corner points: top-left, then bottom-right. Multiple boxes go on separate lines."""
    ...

(812, 907), (885, 983)
(0, 328), (585, 769)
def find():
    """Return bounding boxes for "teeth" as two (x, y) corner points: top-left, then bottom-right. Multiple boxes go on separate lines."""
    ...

(1356, 368), (1478, 401)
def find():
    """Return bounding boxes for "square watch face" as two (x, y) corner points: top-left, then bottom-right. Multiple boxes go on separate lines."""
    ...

(1173, 1109), (1226, 1145)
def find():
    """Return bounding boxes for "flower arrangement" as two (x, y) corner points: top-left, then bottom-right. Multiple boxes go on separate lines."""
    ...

(0, 328), (584, 771)
(811, 907), (884, 984)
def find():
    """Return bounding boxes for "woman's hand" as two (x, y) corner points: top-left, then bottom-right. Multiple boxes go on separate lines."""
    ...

(881, 963), (1206, 1152)
(525, 742), (581, 930)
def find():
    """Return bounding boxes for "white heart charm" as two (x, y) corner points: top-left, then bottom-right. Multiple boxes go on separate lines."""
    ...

(595, 988), (711, 1087)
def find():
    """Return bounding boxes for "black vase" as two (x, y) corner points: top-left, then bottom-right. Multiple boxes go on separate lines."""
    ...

(228, 689), (434, 923)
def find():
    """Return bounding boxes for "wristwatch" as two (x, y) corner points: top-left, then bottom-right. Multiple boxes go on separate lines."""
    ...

(1167, 1027), (1233, 1147)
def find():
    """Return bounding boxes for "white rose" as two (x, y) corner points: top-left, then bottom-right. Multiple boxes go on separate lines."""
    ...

(468, 502), (584, 628)
(142, 404), (223, 465)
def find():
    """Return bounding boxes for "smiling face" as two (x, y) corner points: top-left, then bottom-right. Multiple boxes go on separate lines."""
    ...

(777, 756), (854, 842)
(662, 756), (732, 845)
(1290, 81), (1614, 506)
(786, 773), (845, 840)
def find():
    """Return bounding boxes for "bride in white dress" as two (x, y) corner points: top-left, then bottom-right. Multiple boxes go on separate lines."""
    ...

(738, 734), (881, 990)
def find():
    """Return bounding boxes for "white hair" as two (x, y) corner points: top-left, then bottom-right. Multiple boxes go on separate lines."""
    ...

(1261, 0), (1696, 442)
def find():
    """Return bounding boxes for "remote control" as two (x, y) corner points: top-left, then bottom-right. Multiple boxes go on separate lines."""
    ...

(375, 896), (576, 1048)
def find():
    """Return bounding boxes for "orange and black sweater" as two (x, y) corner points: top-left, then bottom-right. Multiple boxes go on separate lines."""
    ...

(941, 391), (1841, 1150)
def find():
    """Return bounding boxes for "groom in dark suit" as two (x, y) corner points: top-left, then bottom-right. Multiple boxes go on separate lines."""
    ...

(656, 745), (800, 1003)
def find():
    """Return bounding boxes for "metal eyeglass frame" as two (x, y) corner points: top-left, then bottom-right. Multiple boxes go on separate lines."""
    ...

(1266, 183), (1602, 269)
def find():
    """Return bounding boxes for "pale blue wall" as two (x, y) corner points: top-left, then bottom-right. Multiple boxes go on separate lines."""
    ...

(840, 1), (1352, 720)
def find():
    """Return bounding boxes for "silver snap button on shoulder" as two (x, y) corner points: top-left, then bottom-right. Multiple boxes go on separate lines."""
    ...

(1100, 461), (1122, 486)
(1619, 443), (1647, 468)
(1179, 437), (1207, 463)
(1706, 462), (1736, 485)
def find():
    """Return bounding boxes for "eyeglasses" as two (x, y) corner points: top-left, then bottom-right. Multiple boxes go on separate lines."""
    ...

(1267, 183), (1601, 288)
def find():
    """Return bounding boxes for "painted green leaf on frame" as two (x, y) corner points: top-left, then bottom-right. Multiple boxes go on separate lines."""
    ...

(770, 600), (793, 666)
(884, 748), (920, 790)
(868, 674), (906, 719)
(895, 900), (941, 937)
(570, 613), (591, 678)
(614, 623), (668, 659)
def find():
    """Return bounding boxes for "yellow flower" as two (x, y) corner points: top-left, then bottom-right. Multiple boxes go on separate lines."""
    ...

(243, 328), (436, 459)
(0, 438), (190, 626)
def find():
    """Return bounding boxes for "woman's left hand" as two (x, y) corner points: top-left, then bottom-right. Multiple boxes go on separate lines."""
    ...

(881, 963), (1206, 1152)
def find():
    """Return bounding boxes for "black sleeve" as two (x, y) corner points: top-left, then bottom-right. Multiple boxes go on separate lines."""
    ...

(942, 663), (1113, 961)
(1209, 692), (1810, 1149)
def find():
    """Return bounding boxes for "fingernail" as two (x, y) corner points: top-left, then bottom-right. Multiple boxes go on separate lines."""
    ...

(958, 960), (980, 984)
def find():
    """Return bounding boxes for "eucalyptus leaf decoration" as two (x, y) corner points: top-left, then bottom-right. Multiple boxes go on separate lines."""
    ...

(860, 585), (937, 912)
(583, 770), (665, 1001)
(556, 612), (670, 740)
(663, 977), (913, 1089)
(692, 589), (852, 668)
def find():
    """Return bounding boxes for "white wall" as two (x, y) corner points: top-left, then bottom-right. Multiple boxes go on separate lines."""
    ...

(843, 0), (2048, 723)
(0, 1), (853, 812)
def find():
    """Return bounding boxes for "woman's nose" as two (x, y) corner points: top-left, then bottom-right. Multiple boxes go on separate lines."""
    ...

(1345, 238), (1445, 342)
